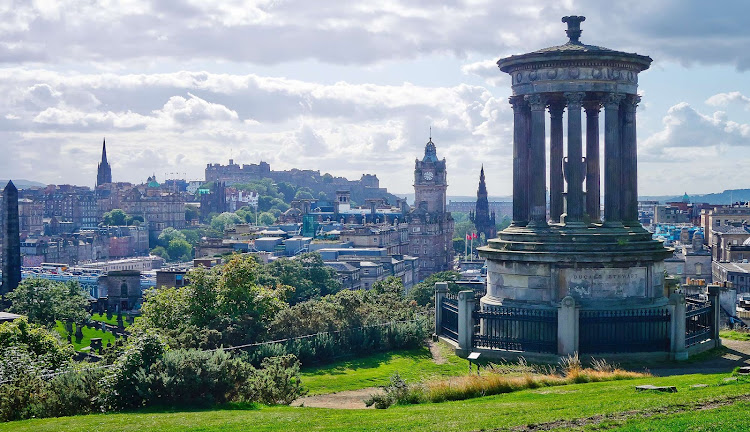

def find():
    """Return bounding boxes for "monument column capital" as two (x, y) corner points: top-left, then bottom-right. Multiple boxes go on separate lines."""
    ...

(564, 92), (586, 108)
(602, 93), (625, 110)
(525, 94), (548, 111)
(583, 100), (602, 114)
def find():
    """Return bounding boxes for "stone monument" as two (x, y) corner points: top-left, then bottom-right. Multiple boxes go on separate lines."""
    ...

(478, 16), (674, 354)
(1, 181), (21, 295)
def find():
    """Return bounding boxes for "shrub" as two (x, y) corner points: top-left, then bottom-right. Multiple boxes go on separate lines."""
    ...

(365, 373), (423, 409)
(35, 368), (104, 418)
(243, 354), (306, 405)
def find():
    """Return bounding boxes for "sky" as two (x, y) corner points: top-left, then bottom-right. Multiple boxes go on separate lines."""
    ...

(2, 0), (750, 198)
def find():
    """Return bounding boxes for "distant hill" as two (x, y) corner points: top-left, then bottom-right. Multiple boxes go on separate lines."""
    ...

(639, 189), (750, 205)
(0, 179), (47, 189)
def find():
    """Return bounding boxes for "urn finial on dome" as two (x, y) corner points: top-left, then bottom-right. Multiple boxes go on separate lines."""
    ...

(562, 15), (586, 44)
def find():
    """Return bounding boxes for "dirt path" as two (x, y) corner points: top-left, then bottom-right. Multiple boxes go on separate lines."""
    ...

(650, 338), (750, 376)
(428, 339), (447, 365)
(291, 387), (383, 409)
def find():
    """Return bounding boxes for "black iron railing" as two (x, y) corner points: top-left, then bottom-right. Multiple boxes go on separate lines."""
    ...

(472, 306), (558, 353)
(579, 308), (671, 353)
(686, 300), (713, 348)
(440, 294), (459, 342)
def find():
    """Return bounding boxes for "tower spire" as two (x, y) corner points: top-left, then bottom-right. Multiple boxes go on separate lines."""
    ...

(102, 138), (107, 163)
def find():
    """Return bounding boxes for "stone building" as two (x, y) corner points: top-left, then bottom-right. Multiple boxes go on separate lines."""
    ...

(120, 179), (186, 233)
(701, 202), (750, 246)
(713, 261), (750, 295)
(199, 181), (227, 222)
(470, 166), (497, 242)
(99, 270), (142, 311)
(408, 137), (455, 280)
(711, 224), (750, 262)
(664, 232), (712, 283)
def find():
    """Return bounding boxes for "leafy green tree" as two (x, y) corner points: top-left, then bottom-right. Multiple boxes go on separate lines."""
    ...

(157, 227), (186, 248)
(137, 255), (288, 347)
(260, 252), (342, 305)
(453, 220), (476, 241)
(294, 190), (314, 200)
(167, 238), (192, 262)
(101, 209), (128, 226)
(210, 212), (242, 233)
(372, 276), (405, 297)
(7, 279), (90, 326)
(496, 215), (512, 232)
(185, 204), (199, 222)
(276, 181), (297, 202)
(150, 246), (170, 261)
(258, 212), (276, 225)
(407, 271), (461, 307)
(0, 317), (74, 369)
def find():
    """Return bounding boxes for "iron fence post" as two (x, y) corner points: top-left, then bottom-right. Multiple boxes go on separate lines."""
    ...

(457, 290), (476, 356)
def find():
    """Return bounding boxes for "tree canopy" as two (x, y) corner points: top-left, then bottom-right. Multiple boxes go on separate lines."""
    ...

(7, 279), (90, 326)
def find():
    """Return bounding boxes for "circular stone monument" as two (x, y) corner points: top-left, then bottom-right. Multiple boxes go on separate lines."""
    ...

(478, 17), (674, 354)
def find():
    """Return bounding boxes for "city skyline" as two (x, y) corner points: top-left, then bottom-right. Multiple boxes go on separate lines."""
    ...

(2, 2), (750, 196)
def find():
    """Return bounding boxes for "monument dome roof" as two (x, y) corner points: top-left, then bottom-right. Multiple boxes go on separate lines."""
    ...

(497, 16), (652, 73)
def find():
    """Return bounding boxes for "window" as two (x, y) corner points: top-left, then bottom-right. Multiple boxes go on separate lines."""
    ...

(120, 283), (128, 297)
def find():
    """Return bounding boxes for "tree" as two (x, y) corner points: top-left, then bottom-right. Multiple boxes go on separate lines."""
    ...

(157, 227), (186, 248)
(101, 209), (128, 226)
(294, 190), (314, 200)
(260, 252), (342, 305)
(137, 255), (288, 348)
(258, 212), (276, 225)
(167, 238), (192, 262)
(185, 205), (199, 222)
(150, 246), (170, 261)
(0, 317), (74, 369)
(210, 212), (242, 233)
(407, 271), (461, 306)
(7, 279), (90, 326)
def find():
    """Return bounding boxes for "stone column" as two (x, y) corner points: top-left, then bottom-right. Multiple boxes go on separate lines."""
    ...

(621, 95), (641, 226)
(549, 100), (565, 224)
(457, 290), (476, 356)
(669, 293), (687, 360)
(525, 94), (548, 228)
(563, 92), (586, 225)
(603, 93), (625, 226)
(584, 101), (601, 222)
(708, 285), (722, 345)
(434, 282), (448, 336)
(557, 296), (579, 355)
(510, 96), (530, 227)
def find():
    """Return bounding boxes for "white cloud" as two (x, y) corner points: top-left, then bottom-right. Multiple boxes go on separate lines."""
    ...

(705, 91), (750, 108)
(0, 68), (512, 194)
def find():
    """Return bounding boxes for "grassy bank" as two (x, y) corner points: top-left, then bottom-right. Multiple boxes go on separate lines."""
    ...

(720, 329), (750, 341)
(300, 342), (466, 395)
(2, 373), (749, 432)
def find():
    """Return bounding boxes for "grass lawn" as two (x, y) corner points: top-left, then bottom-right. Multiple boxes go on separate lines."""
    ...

(720, 329), (750, 341)
(54, 321), (118, 352)
(3, 373), (750, 431)
(90, 313), (138, 327)
(300, 342), (468, 395)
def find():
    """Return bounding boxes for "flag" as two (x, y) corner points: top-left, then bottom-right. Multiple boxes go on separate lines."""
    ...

(472, 232), (478, 239)
(466, 233), (470, 241)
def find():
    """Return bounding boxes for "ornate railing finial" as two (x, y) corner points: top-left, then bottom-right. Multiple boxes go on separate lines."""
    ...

(562, 15), (586, 44)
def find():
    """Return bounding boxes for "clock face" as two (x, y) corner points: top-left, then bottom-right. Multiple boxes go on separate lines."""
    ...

(423, 171), (434, 181)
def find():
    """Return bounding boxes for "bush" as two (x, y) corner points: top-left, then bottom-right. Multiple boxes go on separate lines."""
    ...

(36, 369), (104, 418)
(365, 373), (423, 409)
(243, 355), (306, 405)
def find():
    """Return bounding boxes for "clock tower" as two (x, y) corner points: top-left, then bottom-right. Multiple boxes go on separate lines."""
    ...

(413, 137), (447, 213)
(408, 136), (454, 281)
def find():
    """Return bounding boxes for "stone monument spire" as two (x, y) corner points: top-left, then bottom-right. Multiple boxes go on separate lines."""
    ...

(2, 181), (21, 295)
(97, 138), (112, 187)
(470, 165), (496, 241)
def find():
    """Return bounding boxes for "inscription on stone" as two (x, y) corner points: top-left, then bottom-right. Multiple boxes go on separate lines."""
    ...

(562, 267), (647, 298)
